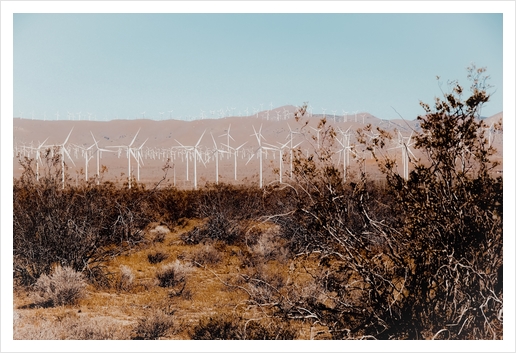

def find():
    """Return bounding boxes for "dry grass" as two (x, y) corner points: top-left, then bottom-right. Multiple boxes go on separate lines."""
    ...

(13, 220), (311, 340)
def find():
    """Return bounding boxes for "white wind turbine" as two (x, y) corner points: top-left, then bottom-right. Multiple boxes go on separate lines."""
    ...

(74, 142), (96, 181)
(286, 123), (302, 178)
(263, 140), (298, 184)
(310, 126), (322, 150)
(132, 138), (148, 182)
(56, 128), (76, 189)
(108, 128), (142, 189)
(336, 127), (355, 182)
(390, 131), (416, 180)
(210, 133), (227, 185)
(33, 138), (49, 181)
(219, 124), (235, 154)
(247, 124), (267, 188)
(175, 130), (206, 190)
(364, 130), (380, 159)
(90, 132), (115, 185)
(222, 141), (247, 181)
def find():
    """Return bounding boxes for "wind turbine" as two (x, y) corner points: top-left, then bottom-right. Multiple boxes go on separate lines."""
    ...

(175, 130), (206, 190)
(74, 142), (96, 181)
(247, 124), (267, 188)
(310, 126), (322, 150)
(263, 140), (297, 184)
(389, 131), (416, 180)
(336, 127), (355, 182)
(108, 128), (142, 189)
(33, 138), (49, 181)
(132, 138), (148, 182)
(90, 132), (115, 184)
(286, 123), (302, 178)
(223, 141), (247, 181)
(56, 128), (76, 189)
(210, 133), (227, 185)
(219, 124), (235, 154)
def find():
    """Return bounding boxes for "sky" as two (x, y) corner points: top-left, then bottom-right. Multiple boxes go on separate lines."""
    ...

(12, 9), (504, 121)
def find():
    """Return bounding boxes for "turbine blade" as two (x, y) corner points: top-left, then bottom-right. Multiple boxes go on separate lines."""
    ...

(196, 130), (206, 147)
(90, 131), (99, 147)
(63, 147), (76, 166)
(63, 127), (74, 145)
(236, 141), (247, 150)
(129, 128), (141, 147)
(39, 137), (49, 148)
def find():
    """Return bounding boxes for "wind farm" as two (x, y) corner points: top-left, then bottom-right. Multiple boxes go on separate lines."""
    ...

(12, 106), (504, 190)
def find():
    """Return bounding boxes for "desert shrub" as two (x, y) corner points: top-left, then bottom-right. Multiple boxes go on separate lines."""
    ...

(156, 260), (192, 288)
(132, 310), (174, 340)
(190, 243), (222, 266)
(153, 187), (198, 224)
(264, 67), (503, 339)
(147, 251), (169, 264)
(243, 319), (299, 340)
(191, 313), (243, 340)
(30, 265), (87, 307)
(181, 183), (264, 245)
(13, 152), (153, 285)
(190, 314), (298, 340)
(14, 314), (131, 340)
(249, 226), (290, 263)
(115, 265), (135, 292)
(148, 225), (169, 243)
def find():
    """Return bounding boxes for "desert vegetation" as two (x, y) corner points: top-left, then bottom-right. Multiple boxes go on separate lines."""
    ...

(13, 66), (502, 340)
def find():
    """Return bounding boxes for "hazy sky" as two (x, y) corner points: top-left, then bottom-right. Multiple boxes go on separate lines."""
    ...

(13, 11), (503, 121)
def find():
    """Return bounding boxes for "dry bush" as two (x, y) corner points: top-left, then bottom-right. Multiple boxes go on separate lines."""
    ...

(190, 313), (243, 340)
(132, 309), (175, 340)
(30, 265), (87, 307)
(181, 183), (264, 245)
(147, 251), (169, 264)
(156, 260), (192, 288)
(189, 243), (222, 266)
(190, 314), (298, 340)
(242, 67), (502, 340)
(13, 152), (153, 286)
(249, 226), (290, 264)
(149, 225), (169, 243)
(14, 314), (131, 340)
(115, 265), (135, 292)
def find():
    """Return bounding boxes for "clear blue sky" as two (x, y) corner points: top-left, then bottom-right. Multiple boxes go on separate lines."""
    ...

(13, 12), (503, 121)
